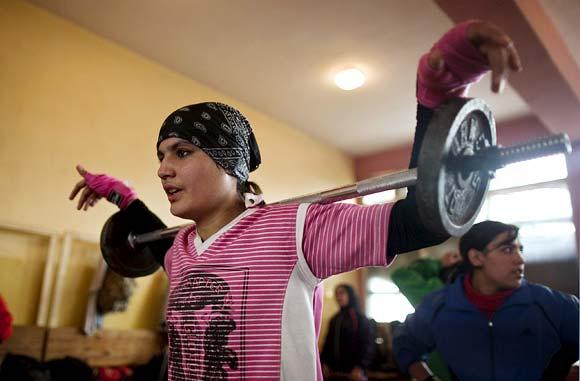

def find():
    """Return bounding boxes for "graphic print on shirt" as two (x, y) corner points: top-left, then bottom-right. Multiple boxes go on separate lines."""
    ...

(166, 268), (249, 380)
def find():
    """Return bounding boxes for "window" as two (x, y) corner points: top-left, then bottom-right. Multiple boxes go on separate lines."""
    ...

(366, 273), (415, 323)
(364, 153), (577, 320)
(488, 154), (568, 191)
(477, 154), (576, 263)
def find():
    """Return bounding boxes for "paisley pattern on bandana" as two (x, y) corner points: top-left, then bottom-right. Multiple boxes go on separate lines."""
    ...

(157, 102), (261, 181)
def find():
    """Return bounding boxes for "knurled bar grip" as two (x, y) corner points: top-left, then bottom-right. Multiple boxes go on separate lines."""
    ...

(496, 133), (571, 168)
(457, 133), (572, 172)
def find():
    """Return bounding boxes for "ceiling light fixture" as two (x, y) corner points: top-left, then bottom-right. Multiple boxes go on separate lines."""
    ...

(334, 68), (366, 90)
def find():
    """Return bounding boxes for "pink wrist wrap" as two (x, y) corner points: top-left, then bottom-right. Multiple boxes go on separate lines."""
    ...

(417, 20), (490, 108)
(83, 171), (137, 210)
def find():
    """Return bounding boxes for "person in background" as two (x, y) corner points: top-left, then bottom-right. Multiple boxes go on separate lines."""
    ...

(0, 294), (12, 344)
(321, 284), (375, 381)
(391, 251), (462, 381)
(393, 220), (579, 381)
(392, 251), (462, 307)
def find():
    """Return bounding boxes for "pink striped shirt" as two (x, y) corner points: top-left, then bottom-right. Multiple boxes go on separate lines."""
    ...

(164, 202), (393, 380)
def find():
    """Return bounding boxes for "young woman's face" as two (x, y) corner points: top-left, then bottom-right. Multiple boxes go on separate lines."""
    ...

(157, 138), (238, 220)
(335, 287), (350, 308)
(472, 231), (525, 292)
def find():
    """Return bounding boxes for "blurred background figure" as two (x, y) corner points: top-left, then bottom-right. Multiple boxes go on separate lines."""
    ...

(0, 294), (13, 344)
(392, 250), (462, 307)
(321, 284), (376, 381)
(391, 251), (461, 381)
(393, 220), (579, 381)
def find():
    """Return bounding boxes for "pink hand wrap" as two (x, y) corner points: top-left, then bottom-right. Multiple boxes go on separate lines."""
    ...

(83, 171), (137, 210)
(417, 20), (490, 108)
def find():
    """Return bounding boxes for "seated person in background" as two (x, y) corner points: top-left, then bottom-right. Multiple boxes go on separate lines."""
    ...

(0, 354), (50, 381)
(392, 250), (462, 307)
(391, 251), (462, 381)
(393, 220), (579, 381)
(321, 284), (375, 381)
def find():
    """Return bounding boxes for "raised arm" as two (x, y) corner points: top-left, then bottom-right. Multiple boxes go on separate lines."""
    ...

(417, 19), (521, 108)
(393, 294), (441, 381)
(387, 20), (522, 257)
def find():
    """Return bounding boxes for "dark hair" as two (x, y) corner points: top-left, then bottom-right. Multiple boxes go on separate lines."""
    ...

(459, 220), (519, 271)
(0, 354), (51, 381)
(237, 180), (263, 196)
(46, 357), (95, 381)
(335, 283), (360, 312)
(236, 180), (265, 206)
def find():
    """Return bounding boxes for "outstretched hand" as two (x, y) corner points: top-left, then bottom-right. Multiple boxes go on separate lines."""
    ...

(69, 164), (137, 210)
(427, 20), (522, 94)
(69, 165), (103, 211)
(468, 21), (522, 92)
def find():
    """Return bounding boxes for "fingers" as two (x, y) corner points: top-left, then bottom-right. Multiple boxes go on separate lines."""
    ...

(77, 186), (93, 210)
(84, 193), (101, 211)
(506, 42), (523, 72)
(76, 164), (88, 177)
(77, 187), (102, 211)
(427, 49), (444, 71)
(71, 165), (103, 211)
(482, 44), (508, 93)
(468, 21), (522, 93)
(468, 21), (511, 49)
(69, 179), (87, 201)
(70, 164), (90, 202)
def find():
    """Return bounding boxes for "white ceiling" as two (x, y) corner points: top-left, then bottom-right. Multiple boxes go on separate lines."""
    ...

(29, 0), (537, 155)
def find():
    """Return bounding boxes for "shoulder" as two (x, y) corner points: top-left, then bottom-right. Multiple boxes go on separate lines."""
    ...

(416, 286), (449, 317)
(423, 286), (448, 306)
(229, 204), (301, 228)
(304, 202), (393, 224)
(527, 282), (579, 307)
(525, 282), (579, 330)
(255, 203), (300, 217)
(306, 202), (392, 213)
(175, 224), (197, 241)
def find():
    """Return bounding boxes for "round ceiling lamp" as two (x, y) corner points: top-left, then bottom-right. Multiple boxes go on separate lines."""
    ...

(334, 68), (366, 90)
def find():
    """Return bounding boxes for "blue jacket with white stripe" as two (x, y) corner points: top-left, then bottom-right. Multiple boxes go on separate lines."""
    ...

(393, 276), (579, 381)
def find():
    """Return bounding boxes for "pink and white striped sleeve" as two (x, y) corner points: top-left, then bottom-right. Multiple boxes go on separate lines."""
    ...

(302, 202), (394, 279)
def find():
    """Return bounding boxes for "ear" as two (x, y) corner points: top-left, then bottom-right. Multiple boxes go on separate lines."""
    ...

(468, 248), (485, 268)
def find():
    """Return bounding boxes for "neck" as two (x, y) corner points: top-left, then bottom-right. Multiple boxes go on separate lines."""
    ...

(196, 200), (246, 241)
(470, 272), (502, 296)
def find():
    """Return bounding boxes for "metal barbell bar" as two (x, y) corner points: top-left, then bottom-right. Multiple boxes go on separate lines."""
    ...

(100, 98), (575, 277)
(129, 133), (571, 247)
(130, 168), (418, 247)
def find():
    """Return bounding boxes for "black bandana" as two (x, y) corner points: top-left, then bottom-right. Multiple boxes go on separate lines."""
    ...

(157, 102), (261, 181)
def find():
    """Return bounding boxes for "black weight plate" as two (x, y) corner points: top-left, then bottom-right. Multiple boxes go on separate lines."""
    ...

(100, 211), (161, 278)
(417, 98), (496, 237)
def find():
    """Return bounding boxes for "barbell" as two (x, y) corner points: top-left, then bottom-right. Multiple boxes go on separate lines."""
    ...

(100, 98), (573, 277)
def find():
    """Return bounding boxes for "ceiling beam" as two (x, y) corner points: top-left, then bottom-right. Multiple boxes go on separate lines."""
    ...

(356, 0), (579, 179)
(435, 0), (580, 140)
